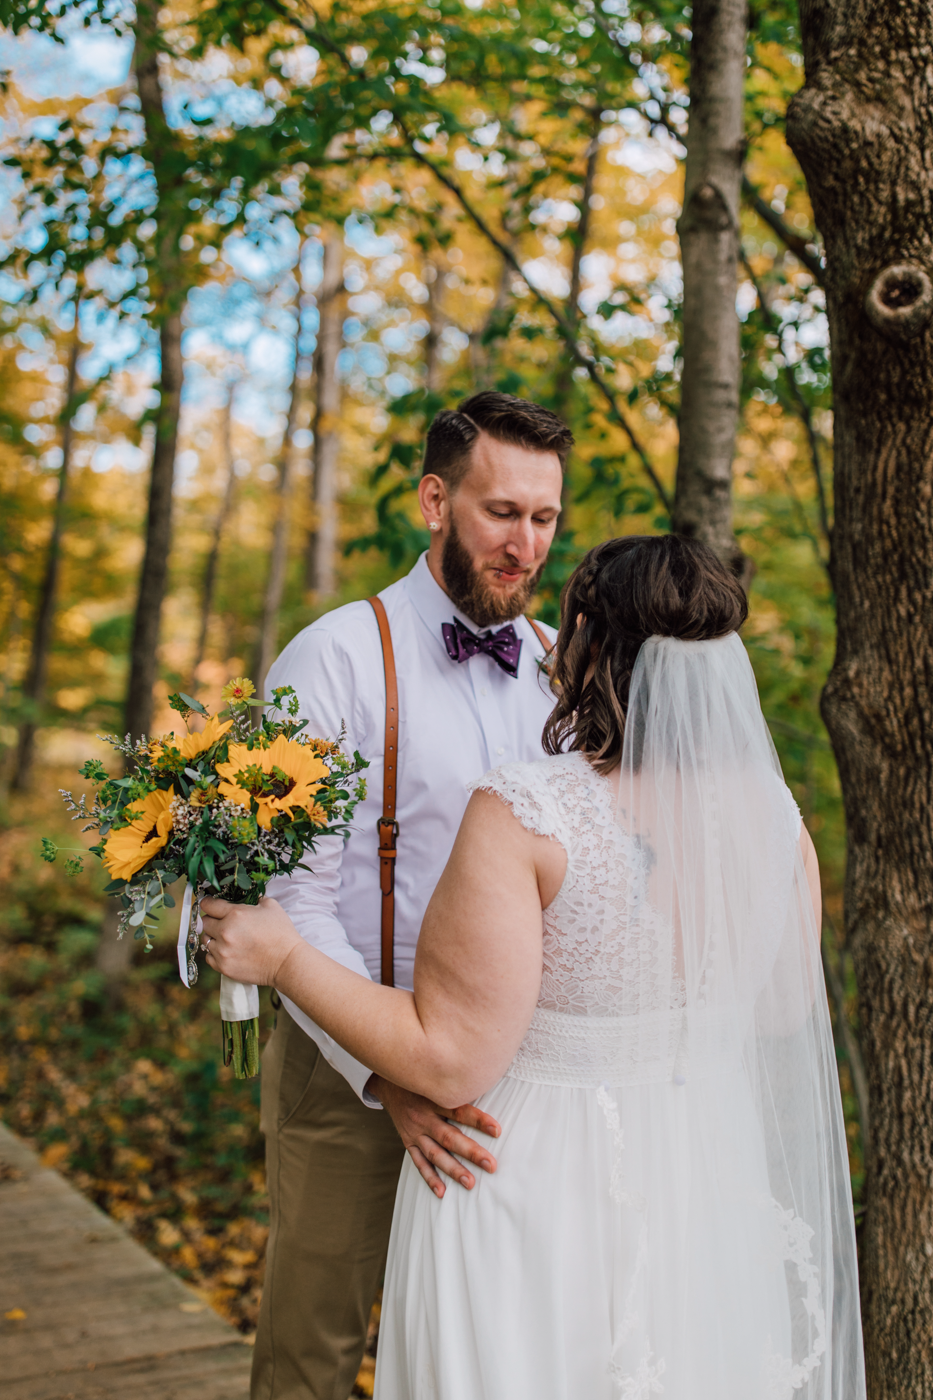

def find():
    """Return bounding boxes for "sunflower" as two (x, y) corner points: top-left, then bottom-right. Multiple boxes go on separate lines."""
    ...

(151, 714), (233, 769)
(216, 735), (329, 828)
(103, 788), (175, 880)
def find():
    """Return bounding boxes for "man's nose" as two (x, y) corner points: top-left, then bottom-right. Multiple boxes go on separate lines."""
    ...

(505, 517), (537, 565)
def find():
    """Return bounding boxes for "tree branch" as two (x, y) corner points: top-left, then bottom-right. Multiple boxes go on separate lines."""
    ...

(741, 175), (825, 284)
(401, 126), (671, 513)
(593, 6), (825, 287)
(741, 249), (832, 551)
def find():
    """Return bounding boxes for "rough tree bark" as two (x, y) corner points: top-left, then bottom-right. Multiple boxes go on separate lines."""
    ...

(305, 232), (343, 598)
(673, 0), (746, 571)
(787, 4), (933, 1395)
(11, 317), (81, 792)
(124, 0), (187, 742)
(255, 314), (302, 699)
(190, 386), (238, 688)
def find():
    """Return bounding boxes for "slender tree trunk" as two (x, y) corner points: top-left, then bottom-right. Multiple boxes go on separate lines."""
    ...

(673, 0), (746, 571)
(11, 319), (80, 792)
(788, 4), (933, 1394)
(255, 331), (302, 698)
(190, 388), (238, 688)
(552, 113), (600, 535)
(470, 260), (510, 388)
(306, 232), (343, 599)
(125, 0), (187, 742)
(424, 263), (444, 396)
(553, 112), (600, 421)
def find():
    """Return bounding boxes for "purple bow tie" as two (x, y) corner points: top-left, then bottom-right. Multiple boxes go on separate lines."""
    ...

(442, 618), (522, 678)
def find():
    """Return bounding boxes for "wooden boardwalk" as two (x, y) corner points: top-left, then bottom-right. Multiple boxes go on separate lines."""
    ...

(0, 1123), (253, 1400)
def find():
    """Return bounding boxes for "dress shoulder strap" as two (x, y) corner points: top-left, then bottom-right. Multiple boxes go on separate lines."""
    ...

(367, 596), (398, 988)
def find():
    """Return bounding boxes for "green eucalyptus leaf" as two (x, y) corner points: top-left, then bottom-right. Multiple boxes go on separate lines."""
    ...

(178, 692), (209, 716)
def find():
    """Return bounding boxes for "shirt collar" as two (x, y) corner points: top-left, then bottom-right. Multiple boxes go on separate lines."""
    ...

(405, 551), (502, 644)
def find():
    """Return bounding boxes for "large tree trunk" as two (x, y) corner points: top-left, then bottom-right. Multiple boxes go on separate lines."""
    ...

(11, 318), (80, 792)
(787, 4), (933, 1395)
(673, 0), (746, 571)
(125, 0), (187, 742)
(190, 387), (238, 688)
(305, 232), (343, 599)
(255, 323), (302, 698)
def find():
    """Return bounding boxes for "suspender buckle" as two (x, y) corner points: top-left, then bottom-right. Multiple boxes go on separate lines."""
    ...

(377, 818), (399, 893)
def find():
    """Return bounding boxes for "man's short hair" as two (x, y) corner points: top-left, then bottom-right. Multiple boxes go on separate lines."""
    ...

(421, 391), (574, 491)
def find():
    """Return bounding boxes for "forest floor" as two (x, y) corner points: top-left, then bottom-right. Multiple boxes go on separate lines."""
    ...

(0, 778), (379, 1396)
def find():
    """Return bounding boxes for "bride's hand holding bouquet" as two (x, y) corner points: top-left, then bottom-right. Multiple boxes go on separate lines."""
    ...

(43, 679), (368, 1078)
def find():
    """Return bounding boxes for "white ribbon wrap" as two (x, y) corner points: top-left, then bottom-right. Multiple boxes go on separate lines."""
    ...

(177, 883), (196, 987)
(219, 975), (260, 1022)
(177, 884), (260, 1022)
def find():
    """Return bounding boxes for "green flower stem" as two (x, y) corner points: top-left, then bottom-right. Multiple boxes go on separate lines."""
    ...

(223, 1017), (260, 1079)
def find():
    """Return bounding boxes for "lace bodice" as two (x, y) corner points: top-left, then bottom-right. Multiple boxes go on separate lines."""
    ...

(471, 752), (675, 1022)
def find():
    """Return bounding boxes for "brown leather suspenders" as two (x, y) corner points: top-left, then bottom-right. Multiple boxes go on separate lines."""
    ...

(366, 598), (552, 988)
(367, 596), (399, 988)
(525, 616), (551, 655)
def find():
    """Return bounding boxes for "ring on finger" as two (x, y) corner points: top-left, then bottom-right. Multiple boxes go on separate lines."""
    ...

(201, 935), (212, 951)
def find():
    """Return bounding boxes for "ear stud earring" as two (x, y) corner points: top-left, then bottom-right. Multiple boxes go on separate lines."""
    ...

(430, 522), (440, 531)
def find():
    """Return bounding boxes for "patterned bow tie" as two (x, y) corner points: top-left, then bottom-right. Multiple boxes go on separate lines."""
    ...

(441, 618), (522, 678)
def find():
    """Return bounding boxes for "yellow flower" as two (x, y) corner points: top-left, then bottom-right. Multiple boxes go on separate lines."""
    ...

(103, 789), (174, 880)
(177, 714), (232, 760)
(216, 735), (329, 829)
(150, 714), (232, 768)
(221, 677), (256, 705)
(306, 800), (329, 826)
(308, 737), (341, 758)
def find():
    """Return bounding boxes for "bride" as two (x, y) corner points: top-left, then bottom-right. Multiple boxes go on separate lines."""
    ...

(201, 534), (864, 1400)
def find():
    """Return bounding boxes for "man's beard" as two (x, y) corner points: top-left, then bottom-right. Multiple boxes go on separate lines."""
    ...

(440, 516), (545, 628)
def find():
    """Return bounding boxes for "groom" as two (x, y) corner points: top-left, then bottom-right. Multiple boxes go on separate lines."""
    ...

(252, 390), (571, 1400)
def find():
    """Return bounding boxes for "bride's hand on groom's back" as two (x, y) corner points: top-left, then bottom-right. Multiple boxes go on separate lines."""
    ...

(368, 1074), (500, 1199)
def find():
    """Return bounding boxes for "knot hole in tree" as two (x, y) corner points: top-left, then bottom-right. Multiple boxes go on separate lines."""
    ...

(865, 262), (933, 341)
(678, 182), (734, 235)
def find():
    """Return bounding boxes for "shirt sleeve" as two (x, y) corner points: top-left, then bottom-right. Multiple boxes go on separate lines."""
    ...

(263, 619), (383, 1107)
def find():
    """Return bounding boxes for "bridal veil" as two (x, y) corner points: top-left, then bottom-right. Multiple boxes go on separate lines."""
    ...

(609, 632), (864, 1398)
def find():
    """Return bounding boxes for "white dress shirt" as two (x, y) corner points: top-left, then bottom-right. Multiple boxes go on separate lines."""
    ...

(263, 551), (557, 1103)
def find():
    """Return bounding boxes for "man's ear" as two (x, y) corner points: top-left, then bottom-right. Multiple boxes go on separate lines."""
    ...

(418, 473), (449, 532)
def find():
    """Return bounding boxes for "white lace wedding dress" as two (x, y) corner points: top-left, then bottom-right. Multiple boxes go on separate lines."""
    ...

(373, 748), (858, 1400)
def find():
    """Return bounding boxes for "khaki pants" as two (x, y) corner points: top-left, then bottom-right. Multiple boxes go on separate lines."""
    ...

(251, 1007), (406, 1400)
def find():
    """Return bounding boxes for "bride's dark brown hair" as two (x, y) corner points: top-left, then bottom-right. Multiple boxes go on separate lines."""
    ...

(542, 534), (748, 773)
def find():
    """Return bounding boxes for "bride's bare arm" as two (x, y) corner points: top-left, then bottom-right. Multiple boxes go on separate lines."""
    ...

(200, 790), (567, 1109)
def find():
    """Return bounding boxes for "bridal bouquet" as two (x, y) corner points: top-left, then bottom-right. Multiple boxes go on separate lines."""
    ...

(43, 679), (367, 1077)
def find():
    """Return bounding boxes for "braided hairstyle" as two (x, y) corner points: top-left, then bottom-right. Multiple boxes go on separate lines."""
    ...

(542, 535), (748, 773)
